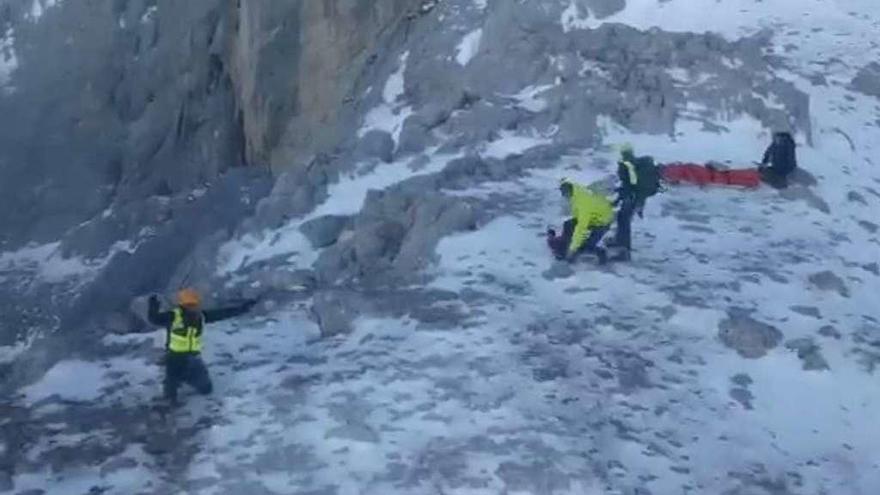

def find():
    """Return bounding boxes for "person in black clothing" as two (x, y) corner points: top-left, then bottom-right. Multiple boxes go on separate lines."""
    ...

(610, 144), (641, 262)
(147, 288), (256, 405)
(759, 131), (797, 189)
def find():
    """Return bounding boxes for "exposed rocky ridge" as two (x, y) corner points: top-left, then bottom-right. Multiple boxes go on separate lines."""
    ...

(0, 0), (423, 383)
(0, 0), (423, 250)
(0, 0), (823, 353)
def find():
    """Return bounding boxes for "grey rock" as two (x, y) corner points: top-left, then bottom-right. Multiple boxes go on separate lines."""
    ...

(234, 0), (422, 170)
(100, 456), (139, 476)
(808, 270), (850, 298)
(818, 325), (841, 340)
(851, 62), (880, 98)
(718, 311), (784, 358)
(858, 220), (879, 234)
(355, 221), (408, 269)
(542, 262), (574, 280)
(325, 423), (380, 443)
(789, 305), (822, 319)
(785, 338), (830, 371)
(300, 215), (351, 249)
(165, 229), (233, 297)
(356, 130), (395, 163)
(580, 0), (627, 19)
(729, 387), (754, 410)
(314, 178), (477, 285)
(731, 373), (753, 387)
(396, 115), (431, 155)
(847, 190), (868, 205)
(128, 296), (152, 332)
(311, 291), (366, 337)
(252, 443), (319, 473)
(616, 351), (653, 391)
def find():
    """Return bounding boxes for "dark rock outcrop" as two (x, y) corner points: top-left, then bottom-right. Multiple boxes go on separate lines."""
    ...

(719, 310), (784, 359)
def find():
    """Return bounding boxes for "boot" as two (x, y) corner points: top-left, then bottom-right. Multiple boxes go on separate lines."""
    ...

(596, 247), (608, 265)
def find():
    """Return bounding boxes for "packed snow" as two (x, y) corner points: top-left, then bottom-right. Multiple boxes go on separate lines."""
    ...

(455, 28), (483, 66)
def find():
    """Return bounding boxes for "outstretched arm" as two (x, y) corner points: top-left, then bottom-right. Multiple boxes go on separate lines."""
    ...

(203, 300), (257, 323)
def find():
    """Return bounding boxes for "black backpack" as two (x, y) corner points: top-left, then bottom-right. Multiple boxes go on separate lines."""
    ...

(634, 156), (662, 201)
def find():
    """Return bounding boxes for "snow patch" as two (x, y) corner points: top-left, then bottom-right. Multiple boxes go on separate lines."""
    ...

(382, 51), (408, 104)
(217, 224), (317, 276)
(21, 357), (159, 406)
(500, 83), (555, 113)
(0, 28), (18, 91)
(27, 0), (60, 22)
(141, 5), (157, 23)
(217, 151), (462, 275)
(0, 241), (134, 285)
(481, 131), (551, 159)
(22, 359), (146, 405)
(306, 150), (462, 220)
(361, 104), (413, 145)
(360, 51), (412, 145)
(667, 68), (714, 86)
(561, 0), (599, 33)
(0, 337), (33, 365)
(455, 28), (483, 66)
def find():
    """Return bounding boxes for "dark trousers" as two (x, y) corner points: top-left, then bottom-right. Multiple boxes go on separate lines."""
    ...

(164, 354), (213, 402)
(760, 167), (789, 189)
(548, 218), (609, 261)
(615, 198), (636, 251)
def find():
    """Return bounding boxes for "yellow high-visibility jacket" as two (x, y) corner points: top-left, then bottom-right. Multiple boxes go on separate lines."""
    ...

(566, 182), (614, 255)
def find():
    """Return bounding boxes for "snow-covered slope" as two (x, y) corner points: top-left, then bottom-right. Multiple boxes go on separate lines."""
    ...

(5, 0), (880, 494)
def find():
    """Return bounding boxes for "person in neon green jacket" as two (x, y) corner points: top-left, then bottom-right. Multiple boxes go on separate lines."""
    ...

(547, 178), (613, 264)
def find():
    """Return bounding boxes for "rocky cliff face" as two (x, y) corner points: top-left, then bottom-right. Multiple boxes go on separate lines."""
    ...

(231, 0), (423, 171)
(0, 0), (420, 248)
(0, 0), (420, 376)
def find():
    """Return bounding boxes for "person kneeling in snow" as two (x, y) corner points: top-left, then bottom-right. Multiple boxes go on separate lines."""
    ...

(547, 178), (613, 264)
(758, 131), (797, 189)
(146, 289), (256, 406)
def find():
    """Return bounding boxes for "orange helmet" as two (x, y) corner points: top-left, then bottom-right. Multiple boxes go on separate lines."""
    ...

(177, 288), (201, 309)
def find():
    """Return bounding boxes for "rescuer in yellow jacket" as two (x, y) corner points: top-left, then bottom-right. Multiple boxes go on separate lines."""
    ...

(147, 289), (256, 406)
(547, 178), (613, 264)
